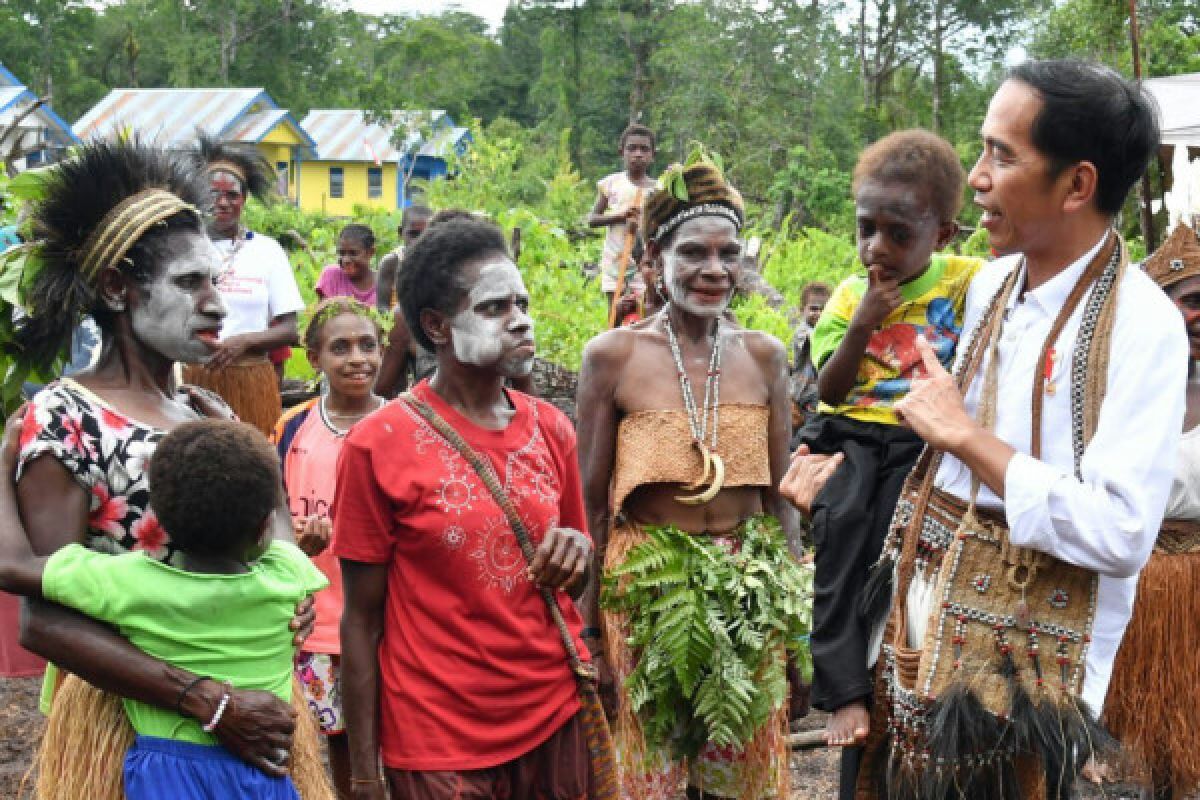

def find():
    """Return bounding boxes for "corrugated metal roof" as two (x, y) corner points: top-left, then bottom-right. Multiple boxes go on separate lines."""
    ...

(418, 125), (470, 158)
(0, 87), (25, 115)
(301, 109), (402, 163)
(0, 80), (79, 148)
(73, 88), (314, 153)
(302, 108), (462, 163)
(224, 109), (290, 142)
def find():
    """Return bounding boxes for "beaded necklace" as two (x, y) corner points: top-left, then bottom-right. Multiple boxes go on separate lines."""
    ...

(215, 226), (247, 287)
(663, 304), (722, 450)
(663, 304), (726, 504)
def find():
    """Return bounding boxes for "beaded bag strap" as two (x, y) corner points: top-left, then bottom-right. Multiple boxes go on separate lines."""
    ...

(400, 392), (593, 679)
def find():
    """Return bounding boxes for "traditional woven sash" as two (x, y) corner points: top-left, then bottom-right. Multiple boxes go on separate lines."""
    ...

(401, 393), (620, 800)
(870, 234), (1126, 799)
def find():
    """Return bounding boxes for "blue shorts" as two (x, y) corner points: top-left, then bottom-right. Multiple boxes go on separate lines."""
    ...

(124, 736), (300, 800)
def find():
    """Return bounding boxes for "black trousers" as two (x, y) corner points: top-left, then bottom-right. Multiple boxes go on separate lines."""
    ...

(794, 414), (923, 713)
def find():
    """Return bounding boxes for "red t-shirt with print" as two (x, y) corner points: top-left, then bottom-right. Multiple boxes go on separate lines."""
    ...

(331, 381), (589, 771)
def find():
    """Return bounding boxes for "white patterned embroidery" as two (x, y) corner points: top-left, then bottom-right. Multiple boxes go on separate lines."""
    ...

(436, 471), (478, 516)
(469, 514), (529, 593)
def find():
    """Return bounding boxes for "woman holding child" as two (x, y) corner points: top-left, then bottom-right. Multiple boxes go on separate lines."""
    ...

(576, 157), (800, 799)
(3, 139), (328, 798)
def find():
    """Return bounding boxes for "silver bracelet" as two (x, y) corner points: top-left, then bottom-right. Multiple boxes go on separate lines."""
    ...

(201, 683), (232, 733)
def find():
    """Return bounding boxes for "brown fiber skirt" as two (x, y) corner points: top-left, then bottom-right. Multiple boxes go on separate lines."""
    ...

(181, 359), (280, 437)
(31, 674), (333, 800)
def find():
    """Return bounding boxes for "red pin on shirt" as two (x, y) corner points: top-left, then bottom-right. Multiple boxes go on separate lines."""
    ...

(1044, 347), (1057, 396)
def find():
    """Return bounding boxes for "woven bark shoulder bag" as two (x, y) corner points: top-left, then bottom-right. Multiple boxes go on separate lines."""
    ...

(864, 234), (1126, 800)
(401, 392), (620, 800)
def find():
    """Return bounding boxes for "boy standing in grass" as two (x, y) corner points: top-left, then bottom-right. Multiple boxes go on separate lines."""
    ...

(795, 129), (982, 796)
(588, 124), (657, 314)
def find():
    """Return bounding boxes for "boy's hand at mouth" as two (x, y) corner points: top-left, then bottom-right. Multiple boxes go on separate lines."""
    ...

(854, 264), (902, 330)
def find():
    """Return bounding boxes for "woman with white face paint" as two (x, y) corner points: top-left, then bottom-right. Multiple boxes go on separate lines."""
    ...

(182, 135), (304, 436)
(333, 217), (600, 800)
(0, 139), (325, 800)
(576, 159), (802, 800)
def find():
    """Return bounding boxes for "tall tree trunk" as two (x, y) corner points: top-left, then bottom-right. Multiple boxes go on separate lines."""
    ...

(931, 0), (943, 133)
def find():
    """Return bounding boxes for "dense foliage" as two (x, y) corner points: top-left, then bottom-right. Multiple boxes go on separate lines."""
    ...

(2, 0), (1192, 242)
(602, 516), (813, 756)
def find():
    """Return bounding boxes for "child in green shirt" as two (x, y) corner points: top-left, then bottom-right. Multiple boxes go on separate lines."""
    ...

(794, 130), (983, 793)
(0, 419), (327, 799)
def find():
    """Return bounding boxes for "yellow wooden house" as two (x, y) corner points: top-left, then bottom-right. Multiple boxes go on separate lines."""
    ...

(297, 109), (401, 216)
(299, 109), (471, 215)
(73, 88), (316, 203)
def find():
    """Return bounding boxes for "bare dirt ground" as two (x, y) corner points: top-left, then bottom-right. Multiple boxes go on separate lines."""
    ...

(1, 674), (1158, 799)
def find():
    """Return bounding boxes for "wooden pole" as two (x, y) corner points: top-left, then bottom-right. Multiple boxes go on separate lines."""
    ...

(1128, 0), (1157, 252)
(608, 188), (645, 328)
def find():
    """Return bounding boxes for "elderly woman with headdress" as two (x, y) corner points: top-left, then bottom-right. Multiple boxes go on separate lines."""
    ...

(182, 135), (304, 436)
(576, 153), (807, 800)
(2, 138), (330, 799)
(1101, 223), (1200, 800)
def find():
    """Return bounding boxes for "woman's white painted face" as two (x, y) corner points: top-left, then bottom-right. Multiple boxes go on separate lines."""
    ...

(129, 230), (226, 364)
(450, 257), (536, 377)
(658, 215), (742, 318)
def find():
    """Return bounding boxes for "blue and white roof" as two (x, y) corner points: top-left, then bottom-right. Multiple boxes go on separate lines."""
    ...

(73, 87), (315, 154)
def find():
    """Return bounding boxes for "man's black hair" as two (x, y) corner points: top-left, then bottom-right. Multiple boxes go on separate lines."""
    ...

(1007, 59), (1160, 214)
(397, 217), (510, 352)
(149, 419), (281, 558)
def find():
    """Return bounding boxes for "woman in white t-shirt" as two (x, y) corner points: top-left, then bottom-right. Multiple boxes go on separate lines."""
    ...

(184, 136), (304, 434)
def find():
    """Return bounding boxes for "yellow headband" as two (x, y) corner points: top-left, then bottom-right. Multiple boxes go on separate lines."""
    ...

(78, 188), (199, 279)
(206, 160), (247, 186)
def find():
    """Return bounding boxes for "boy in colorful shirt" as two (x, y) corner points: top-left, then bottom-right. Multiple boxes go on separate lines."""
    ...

(795, 130), (982, 791)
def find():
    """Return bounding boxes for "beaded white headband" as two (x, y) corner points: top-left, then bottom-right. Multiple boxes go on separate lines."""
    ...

(650, 203), (742, 244)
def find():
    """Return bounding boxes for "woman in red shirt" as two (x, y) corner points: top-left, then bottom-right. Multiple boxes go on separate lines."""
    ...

(333, 217), (594, 799)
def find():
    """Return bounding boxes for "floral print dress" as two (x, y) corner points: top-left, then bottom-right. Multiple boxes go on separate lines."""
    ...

(17, 379), (183, 564)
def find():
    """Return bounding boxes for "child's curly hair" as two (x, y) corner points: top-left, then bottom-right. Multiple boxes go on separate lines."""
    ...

(852, 129), (966, 223)
(149, 419), (281, 557)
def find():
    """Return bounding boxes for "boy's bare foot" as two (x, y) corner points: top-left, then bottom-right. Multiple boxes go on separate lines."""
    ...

(825, 700), (870, 746)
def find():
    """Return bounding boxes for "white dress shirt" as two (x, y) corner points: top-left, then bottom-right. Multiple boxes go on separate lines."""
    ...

(929, 236), (1188, 716)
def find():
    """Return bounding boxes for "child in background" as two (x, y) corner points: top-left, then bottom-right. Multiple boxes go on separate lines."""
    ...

(376, 205), (432, 313)
(796, 130), (982, 790)
(0, 418), (327, 799)
(610, 241), (664, 325)
(272, 298), (385, 800)
(588, 124), (657, 311)
(315, 224), (378, 307)
(791, 282), (832, 429)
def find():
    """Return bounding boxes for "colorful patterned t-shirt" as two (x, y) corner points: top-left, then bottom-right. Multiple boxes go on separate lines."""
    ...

(809, 254), (983, 425)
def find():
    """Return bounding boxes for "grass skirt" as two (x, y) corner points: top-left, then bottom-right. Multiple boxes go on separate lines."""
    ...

(181, 359), (281, 437)
(30, 674), (333, 800)
(601, 519), (789, 800)
(1103, 550), (1200, 797)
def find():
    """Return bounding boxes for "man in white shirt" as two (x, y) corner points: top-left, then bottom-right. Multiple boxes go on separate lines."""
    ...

(861, 60), (1185, 798)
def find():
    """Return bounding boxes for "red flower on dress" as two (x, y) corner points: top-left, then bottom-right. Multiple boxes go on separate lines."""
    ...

(60, 412), (96, 459)
(131, 513), (167, 556)
(100, 408), (131, 435)
(18, 406), (43, 451)
(89, 484), (129, 538)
